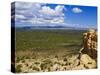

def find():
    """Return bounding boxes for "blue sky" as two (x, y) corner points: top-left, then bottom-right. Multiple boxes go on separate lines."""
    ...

(11, 2), (97, 28)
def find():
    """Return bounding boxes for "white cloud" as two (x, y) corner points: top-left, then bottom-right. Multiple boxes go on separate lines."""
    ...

(15, 14), (26, 19)
(72, 7), (83, 13)
(55, 5), (64, 12)
(14, 14), (27, 23)
(29, 17), (45, 24)
(15, 3), (41, 15)
(39, 6), (55, 15)
(15, 2), (33, 9)
(51, 17), (64, 23)
(37, 5), (65, 24)
(15, 2), (65, 25)
(28, 16), (64, 24)
(39, 5), (64, 17)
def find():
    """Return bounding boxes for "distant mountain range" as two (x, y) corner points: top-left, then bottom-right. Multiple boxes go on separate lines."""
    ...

(14, 25), (97, 30)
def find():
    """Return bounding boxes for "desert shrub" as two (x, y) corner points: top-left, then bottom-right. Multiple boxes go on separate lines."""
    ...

(29, 65), (32, 69)
(42, 59), (52, 64)
(25, 56), (30, 59)
(64, 62), (69, 66)
(54, 61), (61, 65)
(21, 59), (25, 63)
(40, 63), (47, 71)
(48, 67), (51, 71)
(40, 60), (52, 71)
(34, 61), (40, 65)
(16, 64), (22, 73)
(25, 63), (29, 67)
(55, 55), (58, 58)
(16, 57), (21, 63)
(32, 56), (36, 59)
(20, 56), (25, 60)
(32, 66), (40, 71)
(63, 58), (68, 62)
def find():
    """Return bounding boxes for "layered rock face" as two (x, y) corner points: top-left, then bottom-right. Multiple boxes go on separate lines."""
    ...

(79, 29), (97, 60)
(78, 29), (97, 69)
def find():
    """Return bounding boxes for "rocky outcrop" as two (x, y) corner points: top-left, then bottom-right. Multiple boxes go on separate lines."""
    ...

(78, 29), (97, 69)
(79, 29), (97, 60)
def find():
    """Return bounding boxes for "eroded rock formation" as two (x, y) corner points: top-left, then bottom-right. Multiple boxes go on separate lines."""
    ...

(79, 29), (97, 60)
(78, 29), (97, 69)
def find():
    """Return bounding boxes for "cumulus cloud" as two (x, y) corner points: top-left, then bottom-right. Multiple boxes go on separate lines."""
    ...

(72, 7), (83, 13)
(14, 2), (65, 25)
(37, 5), (65, 24)
(55, 5), (64, 12)
(39, 5), (64, 16)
